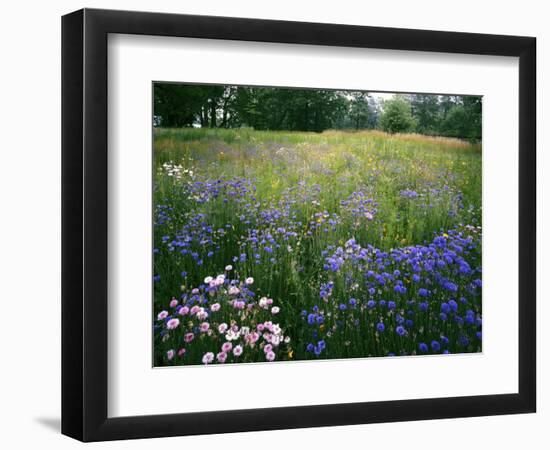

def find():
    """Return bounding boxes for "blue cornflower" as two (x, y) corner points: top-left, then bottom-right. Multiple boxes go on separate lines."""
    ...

(316, 315), (324, 325)
(376, 322), (385, 333)
(349, 298), (357, 307)
(444, 281), (458, 292)
(367, 300), (376, 309)
(440, 335), (449, 345)
(439, 312), (448, 321)
(431, 340), (441, 352)
(476, 331), (482, 340)
(405, 319), (414, 328)
(458, 335), (470, 347)
(449, 299), (458, 312)
(379, 300), (387, 308)
(388, 301), (396, 310)
(441, 303), (451, 314)
(339, 303), (347, 311)
(394, 284), (407, 294)
(264, 246), (273, 253)
(306, 343), (314, 352)
(396, 325), (406, 336)
(307, 314), (316, 325)
(418, 288), (429, 297)
(419, 302), (428, 312)
(419, 342), (428, 353)
(412, 274), (421, 283)
(153, 274), (161, 282)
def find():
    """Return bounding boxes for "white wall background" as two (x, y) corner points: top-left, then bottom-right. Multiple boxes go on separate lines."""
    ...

(0, 0), (546, 448)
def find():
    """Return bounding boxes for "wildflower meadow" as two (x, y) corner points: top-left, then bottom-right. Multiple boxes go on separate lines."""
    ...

(153, 86), (482, 367)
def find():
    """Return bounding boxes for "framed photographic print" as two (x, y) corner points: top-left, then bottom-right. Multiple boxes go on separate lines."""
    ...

(62, 8), (536, 442)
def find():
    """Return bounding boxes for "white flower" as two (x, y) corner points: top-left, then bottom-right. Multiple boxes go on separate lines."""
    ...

(225, 265), (233, 271)
(225, 329), (240, 341)
(271, 306), (280, 315)
(245, 277), (254, 285)
(204, 276), (213, 284)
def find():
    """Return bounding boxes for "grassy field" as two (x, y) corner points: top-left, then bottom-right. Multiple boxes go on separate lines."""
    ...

(153, 128), (482, 366)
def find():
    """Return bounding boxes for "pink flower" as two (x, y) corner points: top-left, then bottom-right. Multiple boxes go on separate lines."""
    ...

(202, 352), (214, 364)
(191, 288), (199, 295)
(166, 349), (175, 360)
(234, 300), (245, 310)
(197, 309), (209, 320)
(190, 305), (200, 315)
(178, 348), (186, 357)
(169, 298), (179, 308)
(211, 303), (221, 312)
(271, 306), (280, 314)
(218, 323), (228, 334)
(216, 352), (227, 363)
(264, 344), (273, 354)
(245, 277), (254, 285)
(257, 323), (265, 332)
(221, 342), (233, 353)
(266, 351), (276, 362)
(166, 318), (180, 330)
(233, 345), (243, 356)
(178, 306), (189, 316)
(200, 322), (210, 332)
(247, 332), (259, 344)
(157, 310), (168, 321)
(228, 286), (240, 296)
(184, 333), (195, 343)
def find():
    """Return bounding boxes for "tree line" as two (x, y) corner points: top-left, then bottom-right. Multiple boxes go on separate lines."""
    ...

(154, 84), (481, 141)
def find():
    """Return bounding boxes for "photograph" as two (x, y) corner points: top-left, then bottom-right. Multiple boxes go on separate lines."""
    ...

(152, 83), (483, 367)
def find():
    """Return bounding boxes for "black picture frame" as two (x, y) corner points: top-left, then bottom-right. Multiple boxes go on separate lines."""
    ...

(62, 8), (536, 442)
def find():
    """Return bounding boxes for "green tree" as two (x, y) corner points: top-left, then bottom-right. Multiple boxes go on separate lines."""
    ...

(440, 96), (482, 141)
(379, 96), (416, 133)
(409, 94), (441, 134)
